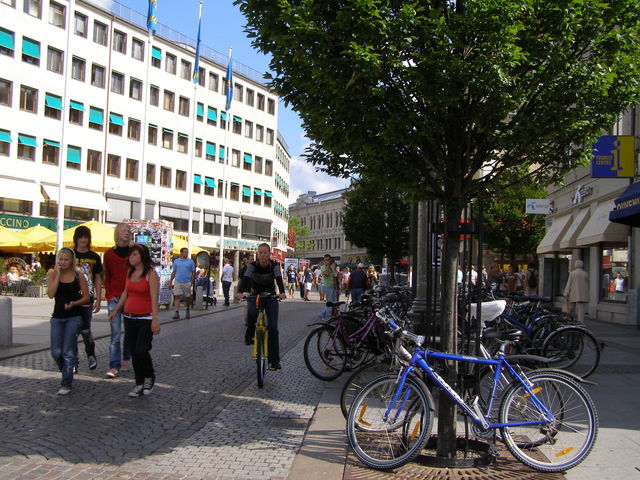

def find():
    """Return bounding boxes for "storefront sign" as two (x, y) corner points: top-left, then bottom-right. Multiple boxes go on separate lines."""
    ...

(591, 135), (635, 178)
(0, 214), (77, 231)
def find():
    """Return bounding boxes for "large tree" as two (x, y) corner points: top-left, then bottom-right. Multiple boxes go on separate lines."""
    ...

(237, 0), (640, 456)
(342, 177), (410, 267)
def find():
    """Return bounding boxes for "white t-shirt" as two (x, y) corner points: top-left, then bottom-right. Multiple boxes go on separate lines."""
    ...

(221, 263), (234, 282)
(614, 277), (625, 292)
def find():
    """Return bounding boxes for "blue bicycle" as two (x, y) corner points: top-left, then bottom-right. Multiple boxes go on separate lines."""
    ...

(347, 306), (598, 472)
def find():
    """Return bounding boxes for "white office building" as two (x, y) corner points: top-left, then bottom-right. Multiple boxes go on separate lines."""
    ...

(0, 0), (291, 264)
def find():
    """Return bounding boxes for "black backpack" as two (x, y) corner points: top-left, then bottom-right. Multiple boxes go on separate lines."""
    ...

(528, 269), (537, 288)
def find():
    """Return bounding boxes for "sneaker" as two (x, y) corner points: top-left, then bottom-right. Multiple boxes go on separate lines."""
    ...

(185, 309), (190, 319)
(129, 384), (144, 398)
(142, 376), (155, 395)
(268, 363), (282, 371)
(73, 363), (79, 374)
(88, 355), (98, 370)
(172, 311), (180, 319)
(105, 368), (118, 379)
(57, 387), (72, 395)
(120, 360), (131, 372)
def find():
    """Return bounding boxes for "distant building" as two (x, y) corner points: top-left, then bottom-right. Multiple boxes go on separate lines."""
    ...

(289, 189), (367, 265)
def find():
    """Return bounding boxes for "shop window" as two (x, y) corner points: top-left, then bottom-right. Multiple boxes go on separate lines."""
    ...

(601, 247), (629, 302)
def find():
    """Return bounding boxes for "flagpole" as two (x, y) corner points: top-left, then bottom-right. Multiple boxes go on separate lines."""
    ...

(140, 0), (158, 221)
(218, 46), (232, 296)
(56, 0), (75, 251)
(187, 0), (203, 254)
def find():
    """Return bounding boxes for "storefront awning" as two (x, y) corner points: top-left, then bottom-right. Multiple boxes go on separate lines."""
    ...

(609, 182), (640, 227)
(576, 200), (629, 246)
(559, 208), (590, 250)
(0, 179), (44, 202)
(41, 185), (111, 212)
(536, 214), (572, 254)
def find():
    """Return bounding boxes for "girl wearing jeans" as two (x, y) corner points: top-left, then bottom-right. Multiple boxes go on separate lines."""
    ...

(47, 247), (89, 395)
(109, 244), (160, 397)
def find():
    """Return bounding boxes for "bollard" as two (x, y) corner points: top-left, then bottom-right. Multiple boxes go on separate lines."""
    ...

(0, 297), (13, 347)
(194, 286), (204, 310)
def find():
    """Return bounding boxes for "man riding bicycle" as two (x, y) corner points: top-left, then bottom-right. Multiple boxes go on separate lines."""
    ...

(235, 243), (286, 370)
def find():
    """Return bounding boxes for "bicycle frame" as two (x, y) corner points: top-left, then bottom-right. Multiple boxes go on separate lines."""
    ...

(253, 295), (268, 358)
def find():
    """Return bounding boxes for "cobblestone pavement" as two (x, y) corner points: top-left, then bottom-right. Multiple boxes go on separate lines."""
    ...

(0, 301), (328, 479)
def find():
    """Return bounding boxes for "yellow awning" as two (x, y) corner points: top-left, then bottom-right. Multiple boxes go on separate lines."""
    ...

(172, 236), (207, 256)
(34, 221), (115, 253)
(16, 225), (56, 253)
(0, 224), (28, 253)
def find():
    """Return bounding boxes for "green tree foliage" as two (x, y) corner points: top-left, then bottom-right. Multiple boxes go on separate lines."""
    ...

(288, 217), (314, 254)
(483, 168), (547, 265)
(342, 177), (410, 266)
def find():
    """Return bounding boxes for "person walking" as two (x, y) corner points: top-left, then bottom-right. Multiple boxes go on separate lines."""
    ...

(346, 263), (369, 304)
(104, 223), (132, 378)
(367, 265), (379, 289)
(303, 264), (313, 301)
(342, 267), (351, 303)
(47, 247), (89, 395)
(109, 244), (160, 397)
(170, 247), (195, 319)
(221, 258), (234, 306)
(73, 225), (102, 372)
(298, 266), (305, 299)
(524, 262), (538, 297)
(286, 264), (297, 298)
(319, 254), (337, 320)
(564, 259), (589, 323)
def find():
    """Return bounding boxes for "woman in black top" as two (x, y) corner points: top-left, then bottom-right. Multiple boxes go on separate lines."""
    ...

(47, 247), (89, 395)
(236, 243), (286, 370)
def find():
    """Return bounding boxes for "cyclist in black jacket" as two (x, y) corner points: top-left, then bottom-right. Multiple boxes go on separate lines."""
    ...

(236, 243), (286, 370)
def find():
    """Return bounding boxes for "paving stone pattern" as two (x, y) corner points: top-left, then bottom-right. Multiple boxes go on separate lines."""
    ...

(0, 303), (326, 479)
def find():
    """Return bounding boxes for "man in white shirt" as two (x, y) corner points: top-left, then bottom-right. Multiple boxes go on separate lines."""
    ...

(221, 258), (234, 306)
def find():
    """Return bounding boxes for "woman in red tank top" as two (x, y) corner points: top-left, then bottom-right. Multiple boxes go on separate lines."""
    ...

(109, 244), (159, 398)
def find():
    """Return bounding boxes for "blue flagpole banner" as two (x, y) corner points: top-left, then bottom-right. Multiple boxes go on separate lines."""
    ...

(147, 0), (158, 34)
(591, 135), (635, 178)
(192, 2), (202, 84)
(225, 52), (233, 110)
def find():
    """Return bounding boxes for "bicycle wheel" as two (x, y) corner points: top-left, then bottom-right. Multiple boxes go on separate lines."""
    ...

(340, 359), (394, 419)
(303, 325), (347, 381)
(347, 374), (434, 470)
(499, 372), (598, 472)
(542, 327), (600, 378)
(255, 329), (267, 388)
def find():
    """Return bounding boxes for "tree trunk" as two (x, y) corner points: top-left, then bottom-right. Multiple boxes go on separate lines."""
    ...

(436, 204), (463, 458)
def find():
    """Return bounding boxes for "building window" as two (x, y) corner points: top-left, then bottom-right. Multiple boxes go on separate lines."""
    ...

(178, 96), (189, 116)
(162, 129), (173, 149)
(232, 117), (242, 134)
(165, 53), (176, 74)
(93, 21), (108, 46)
(146, 163), (155, 184)
(21, 37), (40, 66)
(217, 180), (225, 198)
(49, 2), (65, 28)
(242, 185), (251, 203)
(112, 30), (126, 54)
(257, 93), (265, 110)
(205, 141), (216, 161)
(196, 102), (204, 122)
(88, 107), (103, 131)
(91, 64), (105, 88)
(128, 118), (141, 141)
(24, 0), (40, 18)
(163, 90), (174, 111)
(256, 125), (264, 142)
(69, 101), (83, 125)
(0, 78), (12, 106)
(107, 154), (121, 177)
(0, 28), (13, 57)
(177, 133), (188, 154)
(149, 85), (159, 106)
(151, 46), (161, 68)
(66, 145), (81, 170)
(180, 59), (191, 80)
(254, 156), (263, 174)
(246, 88), (254, 107)
(129, 78), (142, 100)
(234, 83), (243, 102)
(87, 149), (101, 173)
(601, 247), (629, 302)
(264, 191), (272, 207)
(267, 98), (275, 115)
(204, 178), (216, 196)
(195, 138), (202, 157)
(109, 113), (123, 136)
(42, 141), (59, 165)
(198, 67), (206, 87)
(71, 56), (85, 81)
(111, 71), (124, 94)
(19, 85), (37, 113)
(17, 134), (36, 160)
(243, 153), (252, 171)
(160, 167), (171, 187)
(193, 175), (201, 194)
(231, 149), (240, 168)
(131, 37), (144, 60)
(125, 158), (138, 181)
(244, 120), (253, 138)
(266, 128), (274, 145)
(230, 183), (239, 201)
(175, 170), (186, 190)
(148, 124), (157, 145)
(207, 106), (217, 126)
(253, 190), (261, 206)
(74, 12), (87, 37)
(46, 47), (63, 74)
(209, 72), (218, 91)
(265, 159), (273, 176)
(44, 93), (62, 120)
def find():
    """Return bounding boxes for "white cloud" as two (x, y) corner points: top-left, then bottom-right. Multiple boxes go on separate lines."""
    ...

(289, 145), (350, 203)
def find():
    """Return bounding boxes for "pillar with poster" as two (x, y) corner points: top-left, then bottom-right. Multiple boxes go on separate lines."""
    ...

(125, 219), (174, 307)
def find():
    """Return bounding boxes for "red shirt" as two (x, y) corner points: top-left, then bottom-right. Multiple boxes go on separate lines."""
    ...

(104, 248), (129, 300)
(124, 275), (152, 315)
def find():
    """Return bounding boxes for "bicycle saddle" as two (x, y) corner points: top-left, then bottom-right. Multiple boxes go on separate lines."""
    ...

(470, 300), (506, 327)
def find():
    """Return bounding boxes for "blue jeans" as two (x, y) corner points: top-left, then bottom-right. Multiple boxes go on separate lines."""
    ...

(245, 297), (280, 365)
(108, 297), (131, 370)
(50, 315), (82, 388)
(320, 284), (337, 320)
(350, 287), (364, 304)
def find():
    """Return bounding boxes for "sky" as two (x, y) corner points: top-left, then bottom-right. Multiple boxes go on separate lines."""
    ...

(116, 0), (351, 203)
